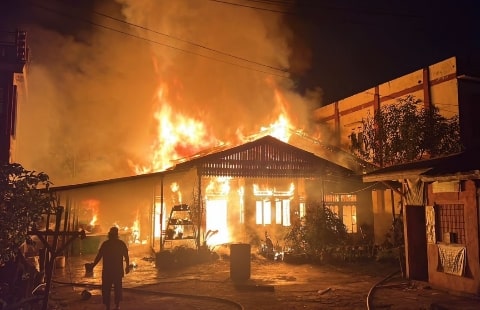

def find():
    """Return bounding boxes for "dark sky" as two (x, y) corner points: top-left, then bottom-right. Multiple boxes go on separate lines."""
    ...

(286, 0), (480, 102)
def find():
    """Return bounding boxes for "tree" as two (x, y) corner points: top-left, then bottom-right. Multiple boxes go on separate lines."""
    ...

(0, 163), (55, 265)
(352, 95), (461, 167)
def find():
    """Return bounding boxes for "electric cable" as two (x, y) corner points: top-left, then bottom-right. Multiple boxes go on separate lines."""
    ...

(89, 8), (288, 74)
(27, 0), (289, 78)
(210, 0), (423, 19)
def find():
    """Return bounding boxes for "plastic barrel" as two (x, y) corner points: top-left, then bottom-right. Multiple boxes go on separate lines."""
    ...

(230, 243), (251, 282)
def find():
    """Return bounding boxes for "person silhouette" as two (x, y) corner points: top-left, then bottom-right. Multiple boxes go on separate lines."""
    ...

(90, 226), (130, 310)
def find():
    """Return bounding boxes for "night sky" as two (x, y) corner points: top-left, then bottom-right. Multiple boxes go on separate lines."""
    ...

(286, 0), (480, 102)
(1, 0), (479, 184)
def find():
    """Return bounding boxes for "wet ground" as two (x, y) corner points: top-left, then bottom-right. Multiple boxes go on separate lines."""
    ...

(46, 245), (480, 310)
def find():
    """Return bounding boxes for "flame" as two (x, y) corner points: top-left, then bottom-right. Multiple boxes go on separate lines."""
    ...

(134, 82), (219, 174)
(262, 114), (291, 142)
(170, 182), (182, 204)
(82, 199), (100, 228)
(131, 74), (302, 176)
(131, 214), (140, 244)
(205, 177), (232, 246)
(89, 214), (97, 226)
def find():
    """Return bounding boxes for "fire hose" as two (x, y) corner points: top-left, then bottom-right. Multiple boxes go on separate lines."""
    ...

(366, 269), (401, 310)
(52, 279), (245, 310)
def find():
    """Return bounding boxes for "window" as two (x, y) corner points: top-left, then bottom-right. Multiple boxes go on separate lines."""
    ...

(274, 199), (291, 226)
(238, 187), (245, 224)
(327, 205), (339, 217)
(435, 204), (465, 244)
(343, 205), (357, 233)
(253, 183), (293, 226)
(256, 200), (272, 225)
(299, 202), (306, 218)
(324, 194), (358, 233)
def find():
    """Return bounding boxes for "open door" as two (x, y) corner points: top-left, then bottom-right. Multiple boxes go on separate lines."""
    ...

(405, 205), (428, 281)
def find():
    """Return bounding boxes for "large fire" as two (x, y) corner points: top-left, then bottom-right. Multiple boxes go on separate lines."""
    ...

(133, 79), (296, 175)
(134, 78), (297, 247)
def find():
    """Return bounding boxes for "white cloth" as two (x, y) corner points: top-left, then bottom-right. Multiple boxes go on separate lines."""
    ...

(437, 244), (466, 276)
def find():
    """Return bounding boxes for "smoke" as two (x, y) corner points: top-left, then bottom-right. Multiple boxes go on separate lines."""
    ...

(15, 0), (323, 185)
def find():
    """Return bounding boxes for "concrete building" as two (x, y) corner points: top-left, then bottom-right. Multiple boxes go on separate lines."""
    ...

(313, 56), (480, 295)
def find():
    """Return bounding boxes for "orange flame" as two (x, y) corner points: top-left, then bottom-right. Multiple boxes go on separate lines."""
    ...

(133, 78), (299, 175)
(82, 199), (100, 227)
(134, 83), (219, 174)
(89, 214), (97, 226)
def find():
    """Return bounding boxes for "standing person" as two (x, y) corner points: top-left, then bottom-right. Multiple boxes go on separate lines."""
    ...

(90, 226), (130, 310)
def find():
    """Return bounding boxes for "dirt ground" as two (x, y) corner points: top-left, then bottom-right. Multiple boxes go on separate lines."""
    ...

(44, 247), (480, 310)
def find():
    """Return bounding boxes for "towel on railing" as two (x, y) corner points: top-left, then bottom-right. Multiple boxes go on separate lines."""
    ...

(437, 244), (466, 276)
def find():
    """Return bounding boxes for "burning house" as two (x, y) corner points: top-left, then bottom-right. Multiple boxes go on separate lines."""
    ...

(53, 133), (373, 257)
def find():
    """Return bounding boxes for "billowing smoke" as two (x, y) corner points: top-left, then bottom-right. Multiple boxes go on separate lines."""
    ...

(14, 0), (323, 186)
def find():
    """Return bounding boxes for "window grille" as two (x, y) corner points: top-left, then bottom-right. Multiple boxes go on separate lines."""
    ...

(435, 204), (465, 244)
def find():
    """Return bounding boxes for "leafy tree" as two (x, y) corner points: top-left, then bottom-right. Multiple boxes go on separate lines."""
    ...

(284, 202), (348, 256)
(0, 163), (55, 265)
(352, 95), (461, 167)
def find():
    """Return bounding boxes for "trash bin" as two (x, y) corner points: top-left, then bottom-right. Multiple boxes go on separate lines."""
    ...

(230, 243), (251, 282)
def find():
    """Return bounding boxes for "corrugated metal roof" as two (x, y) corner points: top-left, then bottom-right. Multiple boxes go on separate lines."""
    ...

(169, 135), (354, 178)
(362, 148), (480, 182)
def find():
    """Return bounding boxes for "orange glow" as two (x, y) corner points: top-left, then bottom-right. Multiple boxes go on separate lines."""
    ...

(134, 83), (219, 174)
(170, 182), (182, 204)
(205, 178), (231, 246)
(260, 113), (292, 142)
(131, 210), (141, 244)
(89, 214), (98, 226)
(257, 85), (294, 142)
(82, 199), (100, 228)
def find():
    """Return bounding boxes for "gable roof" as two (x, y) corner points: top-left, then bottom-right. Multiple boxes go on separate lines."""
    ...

(53, 135), (356, 191)
(170, 135), (354, 178)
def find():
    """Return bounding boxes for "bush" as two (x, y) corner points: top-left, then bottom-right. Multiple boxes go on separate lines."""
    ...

(284, 202), (349, 260)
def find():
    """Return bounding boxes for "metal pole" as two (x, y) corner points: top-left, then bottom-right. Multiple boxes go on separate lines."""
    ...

(160, 176), (164, 251)
(197, 173), (202, 249)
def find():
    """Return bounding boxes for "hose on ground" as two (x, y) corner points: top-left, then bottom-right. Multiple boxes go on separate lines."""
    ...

(366, 269), (401, 310)
(52, 279), (245, 310)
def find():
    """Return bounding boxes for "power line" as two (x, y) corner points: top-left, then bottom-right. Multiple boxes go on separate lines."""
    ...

(210, 0), (423, 19)
(209, 0), (296, 15)
(89, 6), (289, 73)
(27, 0), (290, 78)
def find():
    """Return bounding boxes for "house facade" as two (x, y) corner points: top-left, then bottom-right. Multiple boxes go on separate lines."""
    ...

(363, 150), (480, 295)
(53, 135), (372, 256)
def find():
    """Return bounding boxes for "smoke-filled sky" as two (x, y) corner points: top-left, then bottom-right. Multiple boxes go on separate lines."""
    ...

(1, 0), (478, 186)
